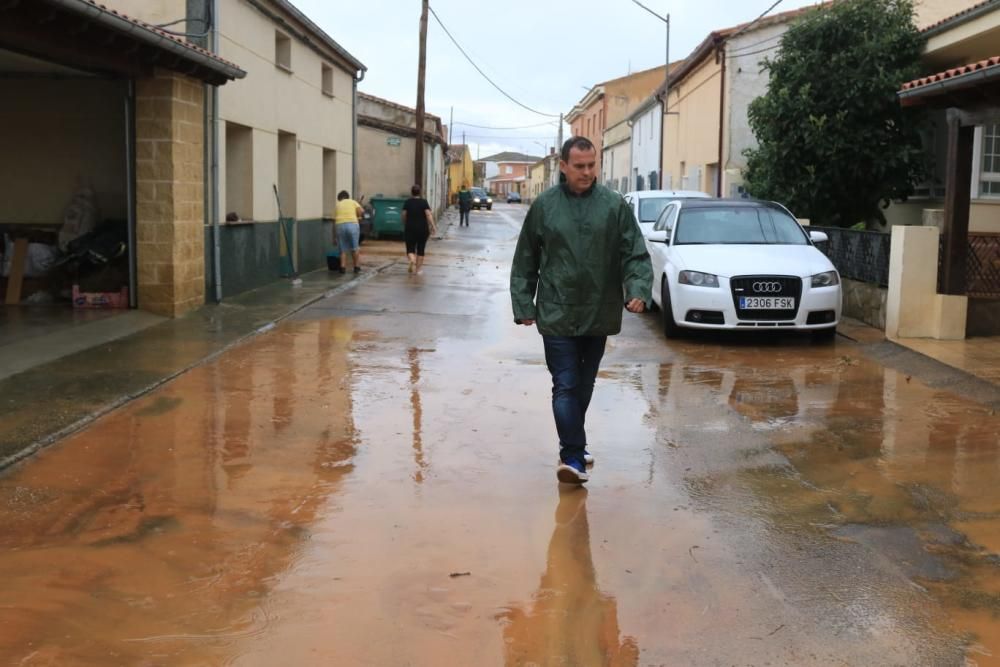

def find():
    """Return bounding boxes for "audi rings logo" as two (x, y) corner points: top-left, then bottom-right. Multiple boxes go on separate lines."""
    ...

(752, 281), (783, 293)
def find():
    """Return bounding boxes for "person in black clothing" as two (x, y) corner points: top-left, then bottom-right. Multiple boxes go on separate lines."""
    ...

(402, 185), (437, 274)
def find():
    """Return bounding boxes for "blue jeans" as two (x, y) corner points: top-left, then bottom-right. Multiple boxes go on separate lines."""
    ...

(542, 335), (607, 463)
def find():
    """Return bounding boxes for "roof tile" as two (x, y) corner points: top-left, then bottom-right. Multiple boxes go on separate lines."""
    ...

(900, 55), (1000, 91)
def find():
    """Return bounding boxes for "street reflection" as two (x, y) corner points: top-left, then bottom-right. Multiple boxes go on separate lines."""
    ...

(408, 347), (428, 483)
(497, 488), (639, 666)
(0, 320), (360, 666)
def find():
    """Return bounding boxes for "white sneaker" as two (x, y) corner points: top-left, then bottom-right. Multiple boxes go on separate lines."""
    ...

(557, 460), (589, 484)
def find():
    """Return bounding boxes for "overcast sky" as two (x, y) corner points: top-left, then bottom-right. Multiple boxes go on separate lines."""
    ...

(293, 0), (820, 159)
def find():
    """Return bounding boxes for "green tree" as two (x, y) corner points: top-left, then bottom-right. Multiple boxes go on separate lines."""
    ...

(742, 0), (926, 228)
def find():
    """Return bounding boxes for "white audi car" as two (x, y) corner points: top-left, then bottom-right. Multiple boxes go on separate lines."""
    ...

(644, 199), (842, 341)
(623, 189), (710, 238)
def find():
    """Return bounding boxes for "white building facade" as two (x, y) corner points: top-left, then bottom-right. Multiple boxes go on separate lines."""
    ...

(629, 96), (662, 191)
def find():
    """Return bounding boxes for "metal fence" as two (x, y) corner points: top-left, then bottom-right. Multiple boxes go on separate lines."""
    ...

(812, 227), (891, 287)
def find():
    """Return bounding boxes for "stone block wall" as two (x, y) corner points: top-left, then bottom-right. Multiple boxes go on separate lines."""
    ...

(135, 69), (206, 317)
(842, 278), (888, 330)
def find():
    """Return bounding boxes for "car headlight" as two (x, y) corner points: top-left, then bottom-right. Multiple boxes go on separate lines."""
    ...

(487, 198), (493, 203)
(811, 271), (840, 287)
(473, 197), (480, 203)
(678, 271), (719, 287)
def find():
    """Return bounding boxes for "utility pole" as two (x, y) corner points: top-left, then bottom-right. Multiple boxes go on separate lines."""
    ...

(414, 0), (428, 190)
(558, 112), (563, 151)
(448, 106), (453, 145)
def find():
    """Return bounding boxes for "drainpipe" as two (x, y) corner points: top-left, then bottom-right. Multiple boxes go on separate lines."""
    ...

(210, 0), (222, 302)
(125, 80), (138, 308)
(717, 41), (726, 197)
(353, 67), (365, 196)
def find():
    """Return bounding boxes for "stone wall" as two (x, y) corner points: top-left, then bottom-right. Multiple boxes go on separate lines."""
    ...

(842, 277), (888, 330)
(135, 69), (205, 317)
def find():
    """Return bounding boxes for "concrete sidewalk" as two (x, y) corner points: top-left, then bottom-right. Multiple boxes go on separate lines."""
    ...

(838, 317), (1000, 388)
(0, 246), (397, 470)
(0, 210), (461, 470)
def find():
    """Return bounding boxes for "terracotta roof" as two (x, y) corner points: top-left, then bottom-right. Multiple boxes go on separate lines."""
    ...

(900, 55), (1000, 91)
(921, 0), (999, 33)
(69, 0), (243, 71)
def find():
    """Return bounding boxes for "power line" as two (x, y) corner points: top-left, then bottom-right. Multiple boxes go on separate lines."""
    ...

(453, 120), (559, 130)
(726, 0), (785, 43)
(427, 4), (560, 118)
(727, 31), (781, 54)
(727, 43), (782, 59)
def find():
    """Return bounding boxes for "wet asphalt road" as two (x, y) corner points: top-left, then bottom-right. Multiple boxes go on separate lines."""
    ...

(1, 203), (999, 666)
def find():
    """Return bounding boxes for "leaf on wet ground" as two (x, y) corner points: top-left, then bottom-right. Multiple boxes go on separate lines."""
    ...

(449, 571), (471, 578)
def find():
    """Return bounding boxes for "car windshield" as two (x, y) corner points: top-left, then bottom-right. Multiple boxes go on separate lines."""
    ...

(638, 197), (671, 222)
(673, 207), (808, 245)
(472, 189), (487, 197)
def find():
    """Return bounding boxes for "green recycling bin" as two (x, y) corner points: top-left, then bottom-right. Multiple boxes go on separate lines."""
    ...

(369, 197), (406, 239)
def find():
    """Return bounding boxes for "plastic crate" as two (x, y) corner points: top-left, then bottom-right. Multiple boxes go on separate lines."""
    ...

(72, 285), (129, 309)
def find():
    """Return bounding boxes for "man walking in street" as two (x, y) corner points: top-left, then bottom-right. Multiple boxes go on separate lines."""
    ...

(510, 137), (652, 484)
(457, 183), (472, 227)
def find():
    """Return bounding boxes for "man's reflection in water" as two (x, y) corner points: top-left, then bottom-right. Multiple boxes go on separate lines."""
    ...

(497, 488), (639, 666)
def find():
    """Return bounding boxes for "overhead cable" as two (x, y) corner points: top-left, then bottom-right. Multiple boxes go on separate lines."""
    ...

(453, 120), (559, 130)
(427, 4), (561, 118)
(725, 0), (785, 43)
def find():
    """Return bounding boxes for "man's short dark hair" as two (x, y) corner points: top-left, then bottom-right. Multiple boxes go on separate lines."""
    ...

(560, 136), (595, 162)
(337, 190), (350, 201)
(411, 185), (421, 196)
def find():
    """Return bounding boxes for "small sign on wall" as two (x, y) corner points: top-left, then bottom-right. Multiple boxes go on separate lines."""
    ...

(387, 136), (401, 146)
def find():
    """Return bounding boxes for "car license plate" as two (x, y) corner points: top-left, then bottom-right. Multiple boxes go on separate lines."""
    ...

(740, 296), (795, 309)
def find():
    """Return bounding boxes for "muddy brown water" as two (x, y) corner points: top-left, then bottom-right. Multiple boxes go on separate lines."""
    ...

(1, 210), (998, 665)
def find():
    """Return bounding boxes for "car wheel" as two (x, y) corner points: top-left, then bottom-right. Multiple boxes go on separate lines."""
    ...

(487, 205), (492, 211)
(661, 277), (682, 339)
(811, 326), (837, 343)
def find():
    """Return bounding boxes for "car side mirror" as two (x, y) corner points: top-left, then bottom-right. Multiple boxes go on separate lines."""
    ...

(647, 230), (669, 244)
(809, 231), (829, 243)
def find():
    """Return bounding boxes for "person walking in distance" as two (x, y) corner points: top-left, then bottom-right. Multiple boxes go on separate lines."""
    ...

(402, 184), (437, 275)
(510, 137), (652, 484)
(457, 183), (472, 227)
(334, 190), (364, 274)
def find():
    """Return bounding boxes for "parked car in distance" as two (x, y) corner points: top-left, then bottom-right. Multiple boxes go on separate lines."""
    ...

(623, 189), (711, 238)
(645, 198), (841, 341)
(506, 192), (522, 204)
(471, 187), (492, 210)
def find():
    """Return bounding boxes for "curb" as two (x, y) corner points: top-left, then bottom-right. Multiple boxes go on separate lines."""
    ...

(0, 260), (398, 473)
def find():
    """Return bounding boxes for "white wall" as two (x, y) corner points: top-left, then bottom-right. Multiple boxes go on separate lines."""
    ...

(217, 0), (356, 221)
(724, 21), (789, 197)
(602, 141), (631, 191)
(630, 104), (661, 191)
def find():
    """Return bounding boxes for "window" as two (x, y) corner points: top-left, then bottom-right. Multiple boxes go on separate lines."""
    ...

(275, 31), (292, 71)
(278, 130), (297, 217)
(321, 63), (333, 96)
(674, 207), (808, 246)
(654, 203), (678, 232)
(978, 124), (1000, 197)
(639, 197), (671, 223)
(225, 122), (253, 221)
(505, 166), (512, 174)
(323, 148), (337, 215)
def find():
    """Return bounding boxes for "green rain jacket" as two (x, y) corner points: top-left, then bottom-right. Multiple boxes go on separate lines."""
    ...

(510, 182), (653, 336)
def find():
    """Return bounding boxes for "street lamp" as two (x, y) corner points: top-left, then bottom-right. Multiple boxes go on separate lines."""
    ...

(630, 0), (670, 110)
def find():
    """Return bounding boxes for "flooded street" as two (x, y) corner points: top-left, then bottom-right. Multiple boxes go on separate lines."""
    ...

(2, 205), (999, 666)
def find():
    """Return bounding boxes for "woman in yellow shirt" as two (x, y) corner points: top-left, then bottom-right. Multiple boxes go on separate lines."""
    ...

(334, 190), (364, 274)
